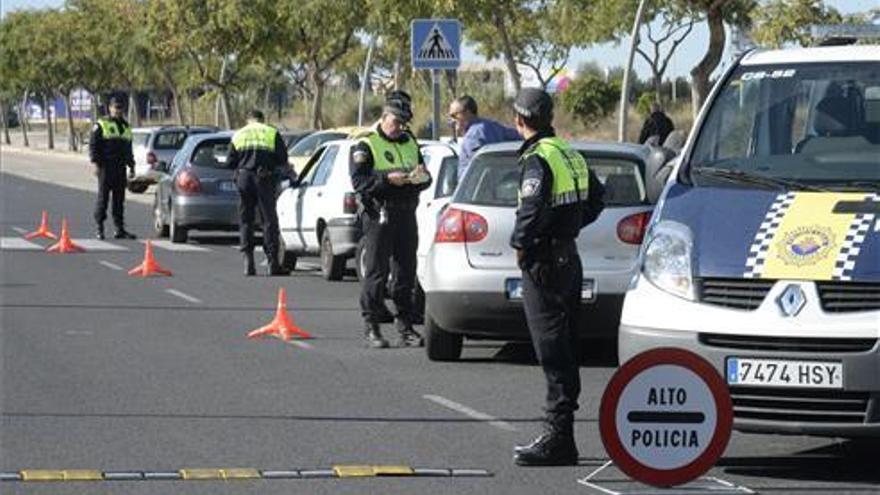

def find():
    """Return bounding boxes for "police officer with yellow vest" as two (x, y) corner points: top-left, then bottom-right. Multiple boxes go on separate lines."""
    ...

(228, 109), (289, 276)
(350, 95), (432, 348)
(90, 96), (136, 240)
(510, 88), (604, 466)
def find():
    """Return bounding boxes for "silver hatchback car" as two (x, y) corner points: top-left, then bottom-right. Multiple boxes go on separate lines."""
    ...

(421, 141), (656, 361)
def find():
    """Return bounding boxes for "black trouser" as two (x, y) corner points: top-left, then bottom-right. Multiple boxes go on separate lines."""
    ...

(360, 206), (418, 325)
(94, 164), (127, 230)
(236, 169), (279, 262)
(521, 240), (582, 433)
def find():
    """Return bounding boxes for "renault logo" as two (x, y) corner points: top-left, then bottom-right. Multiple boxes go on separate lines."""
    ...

(777, 284), (806, 317)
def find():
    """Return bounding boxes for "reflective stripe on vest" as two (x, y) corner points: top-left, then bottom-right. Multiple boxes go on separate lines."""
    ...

(97, 119), (132, 141)
(232, 122), (277, 151)
(521, 137), (589, 207)
(360, 131), (419, 173)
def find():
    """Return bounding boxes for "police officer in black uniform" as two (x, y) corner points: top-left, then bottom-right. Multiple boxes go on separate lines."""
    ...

(90, 96), (136, 240)
(350, 96), (432, 348)
(228, 109), (289, 276)
(510, 88), (604, 466)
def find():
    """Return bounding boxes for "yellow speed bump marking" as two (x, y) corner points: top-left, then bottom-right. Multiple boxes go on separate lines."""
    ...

(220, 468), (261, 480)
(21, 470), (103, 482)
(333, 465), (414, 478)
(179, 468), (260, 480)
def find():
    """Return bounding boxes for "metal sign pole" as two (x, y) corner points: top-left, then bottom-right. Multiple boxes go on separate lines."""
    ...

(432, 69), (441, 140)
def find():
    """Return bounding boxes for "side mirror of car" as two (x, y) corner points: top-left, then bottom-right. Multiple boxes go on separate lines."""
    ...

(155, 161), (169, 174)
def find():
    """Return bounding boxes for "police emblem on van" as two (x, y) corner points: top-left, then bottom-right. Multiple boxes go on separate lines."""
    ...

(776, 226), (835, 267)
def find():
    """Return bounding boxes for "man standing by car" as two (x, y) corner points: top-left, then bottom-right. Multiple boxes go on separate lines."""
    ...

(350, 95), (432, 349)
(449, 95), (521, 180)
(638, 102), (674, 145)
(510, 88), (601, 466)
(90, 96), (136, 240)
(228, 109), (288, 276)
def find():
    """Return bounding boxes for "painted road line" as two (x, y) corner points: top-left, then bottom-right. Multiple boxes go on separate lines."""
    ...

(287, 340), (314, 350)
(180, 468), (260, 480)
(75, 239), (129, 251)
(0, 237), (43, 251)
(423, 394), (518, 432)
(165, 289), (203, 304)
(98, 260), (124, 271)
(11, 226), (28, 234)
(148, 240), (210, 252)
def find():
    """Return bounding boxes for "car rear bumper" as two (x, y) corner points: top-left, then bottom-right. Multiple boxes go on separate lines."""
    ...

(327, 216), (360, 257)
(172, 196), (239, 228)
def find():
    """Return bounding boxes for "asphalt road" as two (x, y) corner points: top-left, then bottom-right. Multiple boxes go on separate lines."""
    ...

(1, 149), (878, 494)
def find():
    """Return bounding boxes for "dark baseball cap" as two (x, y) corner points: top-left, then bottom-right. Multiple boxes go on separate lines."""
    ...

(386, 89), (412, 104)
(384, 97), (413, 123)
(109, 96), (124, 108)
(513, 87), (553, 120)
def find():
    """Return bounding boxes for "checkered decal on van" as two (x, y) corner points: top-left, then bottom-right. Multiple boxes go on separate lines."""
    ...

(832, 193), (880, 281)
(744, 192), (797, 279)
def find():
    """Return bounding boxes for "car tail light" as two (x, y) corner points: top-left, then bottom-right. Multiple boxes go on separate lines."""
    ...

(146, 151), (157, 166)
(343, 192), (358, 214)
(175, 170), (201, 195)
(617, 211), (652, 245)
(435, 207), (488, 243)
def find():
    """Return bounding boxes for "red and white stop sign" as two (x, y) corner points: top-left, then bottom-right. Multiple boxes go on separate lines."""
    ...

(599, 348), (733, 487)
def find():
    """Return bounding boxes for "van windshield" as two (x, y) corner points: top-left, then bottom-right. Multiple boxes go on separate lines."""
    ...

(690, 62), (880, 191)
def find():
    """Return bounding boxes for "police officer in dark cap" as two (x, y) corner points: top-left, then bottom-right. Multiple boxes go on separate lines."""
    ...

(510, 88), (604, 466)
(90, 95), (136, 240)
(350, 95), (432, 348)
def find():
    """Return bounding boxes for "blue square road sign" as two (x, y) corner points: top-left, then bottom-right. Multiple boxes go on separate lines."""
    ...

(411, 19), (461, 70)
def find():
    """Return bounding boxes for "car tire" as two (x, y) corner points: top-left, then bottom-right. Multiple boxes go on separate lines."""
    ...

(425, 314), (463, 362)
(169, 207), (188, 244)
(278, 235), (298, 272)
(320, 229), (345, 281)
(153, 195), (169, 238)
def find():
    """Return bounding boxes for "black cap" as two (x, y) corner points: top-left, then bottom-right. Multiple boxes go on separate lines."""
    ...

(109, 96), (124, 108)
(386, 89), (412, 105)
(513, 87), (553, 120)
(383, 96), (413, 123)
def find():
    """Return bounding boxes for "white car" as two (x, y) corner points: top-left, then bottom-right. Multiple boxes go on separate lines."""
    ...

(421, 141), (657, 361)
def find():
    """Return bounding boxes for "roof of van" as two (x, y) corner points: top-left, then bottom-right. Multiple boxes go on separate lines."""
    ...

(741, 45), (879, 66)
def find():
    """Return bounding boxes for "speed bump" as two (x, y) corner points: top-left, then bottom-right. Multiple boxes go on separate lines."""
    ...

(333, 465), (415, 477)
(20, 470), (102, 481)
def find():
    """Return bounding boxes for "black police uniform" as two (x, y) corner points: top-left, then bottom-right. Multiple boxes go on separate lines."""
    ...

(227, 122), (288, 276)
(349, 126), (432, 347)
(89, 116), (135, 238)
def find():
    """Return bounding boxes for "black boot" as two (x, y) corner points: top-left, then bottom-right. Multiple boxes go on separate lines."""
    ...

(243, 252), (256, 276)
(267, 257), (289, 276)
(514, 422), (578, 466)
(395, 319), (423, 347)
(95, 224), (105, 240)
(114, 228), (136, 239)
(364, 322), (389, 349)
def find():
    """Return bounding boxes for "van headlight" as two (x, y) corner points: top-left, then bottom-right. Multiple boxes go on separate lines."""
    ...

(642, 221), (695, 300)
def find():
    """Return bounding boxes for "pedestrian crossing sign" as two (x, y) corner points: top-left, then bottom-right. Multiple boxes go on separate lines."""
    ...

(411, 19), (461, 70)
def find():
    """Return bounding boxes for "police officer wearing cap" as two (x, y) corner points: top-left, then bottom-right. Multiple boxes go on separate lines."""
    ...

(90, 96), (136, 240)
(228, 109), (289, 276)
(350, 95), (432, 348)
(510, 88), (603, 466)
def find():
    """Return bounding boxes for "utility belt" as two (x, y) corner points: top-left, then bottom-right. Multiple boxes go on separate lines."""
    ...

(240, 165), (275, 179)
(527, 237), (577, 266)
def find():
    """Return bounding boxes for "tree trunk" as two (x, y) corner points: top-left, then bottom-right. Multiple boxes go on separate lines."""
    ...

(310, 70), (324, 130)
(653, 74), (663, 104)
(128, 91), (142, 126)
(20, 89), (30, 147)
(0, 100), (10, 145)
(393, 40), (405, 90)
(493, 11), (521, 93)
(44, 93), (55, 150)
(171, 88), (185, 125)
(690, 8), (725, 119)
(62, 93), (77, 151)
(445, 69), (458, 98)
(219, 87), (232, 129)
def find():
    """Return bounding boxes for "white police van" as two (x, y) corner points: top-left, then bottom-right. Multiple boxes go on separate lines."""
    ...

(620, 33), (880, 438)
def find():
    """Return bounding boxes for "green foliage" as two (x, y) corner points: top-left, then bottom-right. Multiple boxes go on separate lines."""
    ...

(559, 74), (619, 127)
(636, 91), (658, 116)
(751, 0), (843, 48)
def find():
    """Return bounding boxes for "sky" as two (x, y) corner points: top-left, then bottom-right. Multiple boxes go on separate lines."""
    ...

(2, 0), (875, 80)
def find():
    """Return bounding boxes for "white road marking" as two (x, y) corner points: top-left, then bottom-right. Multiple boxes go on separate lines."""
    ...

(98, 260), (124, 271)
(165, 289), (202, 304)
(65, 330), (94, 336)
(287, 340), (314, 350)
(147, 240), (211, 252)
(11, 226), (28, 234)
(75, 239), (128, 251)
(423, 394), (517, 432)
(0, 237), (43, 250)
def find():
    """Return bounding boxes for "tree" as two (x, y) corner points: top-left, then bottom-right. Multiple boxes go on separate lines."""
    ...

(364, 0), (438, 90)
(635, 7), (695, 103)
(751, 0), (843, 48)
(560, 73), (619, 127)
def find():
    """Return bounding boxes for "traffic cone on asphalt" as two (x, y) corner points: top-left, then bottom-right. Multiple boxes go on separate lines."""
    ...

(46, 219), (85, 253)
(247, 288), (312, 341)
(128, 241), (173, 277)
(24, 210), (57, 240)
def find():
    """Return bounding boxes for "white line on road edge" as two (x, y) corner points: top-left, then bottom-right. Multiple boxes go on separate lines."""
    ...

(165, 289), (203, 304)
(287, 340), (314, 350)
(12, 226), (27, 234)
(99, 260), (124, 271)
(423, 394), (517, 432)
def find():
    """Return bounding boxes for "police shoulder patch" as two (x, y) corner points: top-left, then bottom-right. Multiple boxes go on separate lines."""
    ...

(352, 149), (369, 165)
(521, 178), (541, 198)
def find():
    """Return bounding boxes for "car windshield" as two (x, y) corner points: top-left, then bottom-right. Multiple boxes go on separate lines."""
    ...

(289, 132), (347, 157)
(690, 62), (880, 191)
(190, 138), (233, 169)
(455, 151), (646, 207)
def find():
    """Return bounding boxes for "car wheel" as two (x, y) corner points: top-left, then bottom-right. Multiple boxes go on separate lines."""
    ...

(278, 234), (298, 272)
(425, 314), (462, 362)
(320, 229), (345, 281)
(153, 195), (169, 238)
(169, 207), (188, 244)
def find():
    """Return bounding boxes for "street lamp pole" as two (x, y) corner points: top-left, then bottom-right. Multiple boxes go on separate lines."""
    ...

(618, 0), (649, 142)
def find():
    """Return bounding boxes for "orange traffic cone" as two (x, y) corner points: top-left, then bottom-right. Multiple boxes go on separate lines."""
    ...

(46, 219), (85, 253)
(247, 288), (312, 341)
(128, 241), (173, 277)
(25, 210), (57, 240)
